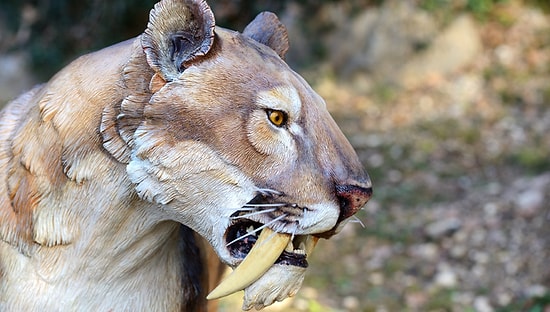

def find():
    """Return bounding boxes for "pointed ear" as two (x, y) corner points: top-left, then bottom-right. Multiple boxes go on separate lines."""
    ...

(243, 12), (289, 59)
(142, 0), (215, 81)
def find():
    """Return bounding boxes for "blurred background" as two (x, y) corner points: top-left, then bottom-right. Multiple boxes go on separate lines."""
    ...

(1, 0), (549, 311)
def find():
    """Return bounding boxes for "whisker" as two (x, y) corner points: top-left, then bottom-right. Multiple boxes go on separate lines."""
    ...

(350, 216), (366, 228)
(290, 222), (298, 242)
(227, 207), (256, 211)
(231, 208), (276, 220)
(242, 203), (286, 208)
(226, 214), (288, 247)
(252, 214), (289, 249)
(223, 202), (286, 213)
(256, 188), (283, 196)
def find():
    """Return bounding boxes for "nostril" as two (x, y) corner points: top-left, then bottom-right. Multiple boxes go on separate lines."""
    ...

(335, 184), (373, 220)
(315, 184), (373, 240)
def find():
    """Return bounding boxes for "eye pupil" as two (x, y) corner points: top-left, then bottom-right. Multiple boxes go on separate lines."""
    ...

(267, 110), (287, 127)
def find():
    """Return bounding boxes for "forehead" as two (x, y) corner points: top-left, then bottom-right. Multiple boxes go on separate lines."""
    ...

(217, 26), (281, 58)
(211, 27), (291, 78)
(181, 29), (293, 85)
(175, 27), (323, 114)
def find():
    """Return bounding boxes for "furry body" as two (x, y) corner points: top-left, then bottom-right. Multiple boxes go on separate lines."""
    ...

(0, 1), (372, 310)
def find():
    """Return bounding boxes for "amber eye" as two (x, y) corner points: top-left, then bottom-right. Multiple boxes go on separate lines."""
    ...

(266, 109), (288, 127)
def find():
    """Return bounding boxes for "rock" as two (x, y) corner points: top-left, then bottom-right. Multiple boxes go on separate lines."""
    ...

(326, 0), (437, 80)
(515, 189), (544, 218)
(405, 291), (428, 309)
(473, 296), (494, 312)
(434, 265), (458, 288)
(443, 74), (484, 116)
(525, 284), (547, 298)
(425, 217), (462, 239)
(369, 272), (385, 285)
(400, 14), (482, 87)
(342, 296), (360, 310)
(409, 243), (439, 261)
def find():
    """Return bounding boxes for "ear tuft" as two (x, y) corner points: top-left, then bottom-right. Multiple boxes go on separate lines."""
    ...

(243, 12), (289, 59)
(142, 0), (215, 81)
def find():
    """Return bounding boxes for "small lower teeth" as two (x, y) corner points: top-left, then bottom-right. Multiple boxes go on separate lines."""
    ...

(284, 237), (309, 255)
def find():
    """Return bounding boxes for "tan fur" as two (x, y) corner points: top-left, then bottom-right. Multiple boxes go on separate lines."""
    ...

(0, 0), (371, 311)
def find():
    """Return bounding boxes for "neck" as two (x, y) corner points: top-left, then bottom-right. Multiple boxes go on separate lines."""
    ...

(1, 173), (206, 311)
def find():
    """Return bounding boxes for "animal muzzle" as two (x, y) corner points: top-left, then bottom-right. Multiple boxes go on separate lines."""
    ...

(317, 181), (373, 239)
(206, 179), (372, 299)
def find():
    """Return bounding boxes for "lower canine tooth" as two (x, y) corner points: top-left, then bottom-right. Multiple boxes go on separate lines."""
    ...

(206, 228), (291, 300)
(285, 240), (294, 253)
(306, 236), (319, 256)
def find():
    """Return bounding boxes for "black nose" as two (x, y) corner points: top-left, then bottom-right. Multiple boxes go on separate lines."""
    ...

(335, 184), (373, 220)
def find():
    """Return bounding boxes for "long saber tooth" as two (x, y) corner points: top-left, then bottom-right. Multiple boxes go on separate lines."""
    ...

(207, 228), (291, 300)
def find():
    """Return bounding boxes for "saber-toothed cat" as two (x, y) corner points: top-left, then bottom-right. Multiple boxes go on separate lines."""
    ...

(0, 0), (372, 310)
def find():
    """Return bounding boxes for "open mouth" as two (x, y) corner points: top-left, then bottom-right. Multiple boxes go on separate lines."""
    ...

(206, 201), (318, 300)
(225, 219), (309, 267)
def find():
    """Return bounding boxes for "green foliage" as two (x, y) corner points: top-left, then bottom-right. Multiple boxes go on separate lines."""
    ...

(305, 299), (332, 312)
(425, 289), (455, 311)
(420, 0), (509, 21)
(527, 0), (550, 12)
(508, 145), (550, 173)
(420, 0), (549, 21)
(467, 0), (503, 17)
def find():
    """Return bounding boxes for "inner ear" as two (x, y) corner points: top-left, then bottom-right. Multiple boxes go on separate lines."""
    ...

(142, 0), (215, 81)
(243, 12), (289, 59)
(170, 31), (196, 70)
